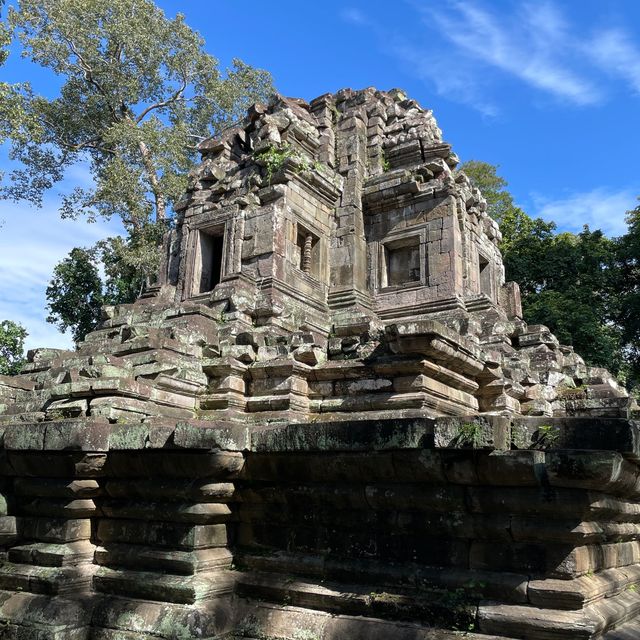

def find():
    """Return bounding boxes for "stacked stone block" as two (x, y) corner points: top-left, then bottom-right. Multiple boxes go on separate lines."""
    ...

(234, 418), (640, 639)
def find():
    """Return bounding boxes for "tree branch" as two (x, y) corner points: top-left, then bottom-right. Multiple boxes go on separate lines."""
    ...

(60, 35), (120, 120)
(38, 115), (115, 156)
(135, 71), (188, 123)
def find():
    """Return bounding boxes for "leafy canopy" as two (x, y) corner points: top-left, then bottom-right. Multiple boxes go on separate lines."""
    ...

(46, 247), (104, 345)
(0, 0), (27, 165)
(0, 320), (28, 375)
(45, 222), (169, 345)
(5, 0), (274, 344)
(460, 160), (624, 376)
(615, 203), (640, 385)
(6, 0), (273, 227)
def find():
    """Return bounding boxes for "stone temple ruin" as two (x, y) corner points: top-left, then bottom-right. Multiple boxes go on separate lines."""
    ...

(0, 87), (639, 639)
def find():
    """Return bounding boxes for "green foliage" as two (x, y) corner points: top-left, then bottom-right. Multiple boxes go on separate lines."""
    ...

(461, 160), (513, 221)
(254, 143), (294, 184)
(460, 159), (553, 256)
(99, 220), (168, 296)
(509, 226), (622, 373)
(0, 1), (28, 183)
(46, 247), (104, 344)
(533, 424), (560, 448)
(253, 142), (323, 184)
(414, 579), (483, 632)
(380, 148), (390, 172)
(45, 223), (166, 343)
(462, 160), (626, 377)
(5, 0), (274, 343)
(5, 0), (273, 227)
(0, 320), (28, 375)
(455, 421), (484, 448)
(0, 1), (7, 65)
(615, 203), (640, 386)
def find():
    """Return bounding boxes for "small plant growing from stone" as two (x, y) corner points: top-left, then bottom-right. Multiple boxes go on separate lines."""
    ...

(380, 148), (391, 172)
(254, 142), (315, 184)
(534, 424), (561, 448)
(455, 421), (484, 448)
(254, 143), (294, 184)
(559, 385), (587, 398)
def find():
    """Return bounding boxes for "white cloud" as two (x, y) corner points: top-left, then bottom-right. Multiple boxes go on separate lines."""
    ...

(418, 1), (601, 107)
(343, 1), (640, 114)
(532, 188), (637, 237)
(389, 41), (499, 117)
(341, 8), (369, 26)
(0, 197), (124, 352)
(587, 29), (640, 94)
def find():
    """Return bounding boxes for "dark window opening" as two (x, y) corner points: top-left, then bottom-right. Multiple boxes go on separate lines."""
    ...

(198, 230), (224, 293)
(385, 240), (421, 287)
(479, 255), (492, 297)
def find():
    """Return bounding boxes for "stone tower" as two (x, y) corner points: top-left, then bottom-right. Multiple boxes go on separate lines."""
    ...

(0, 89), (638, 640)
(151, 86), (629, 422)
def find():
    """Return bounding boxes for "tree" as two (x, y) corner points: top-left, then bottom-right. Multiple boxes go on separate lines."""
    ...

(46, 247), (104, 344)
(460, 160), (554, 256)
(5, 0), (273, 227)
(460, 160), (514, 222)
(615, 203), (640, 386)
(461, 160), (624, 374)
(5, 0), (274, 343)
(45, 222), (167, 343)
(0, 0), (27, 171)
(0, 320), (28, 375)
(511, 227), (622, 372)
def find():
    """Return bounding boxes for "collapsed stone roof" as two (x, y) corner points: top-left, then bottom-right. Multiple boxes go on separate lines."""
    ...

(0, 88), (632, 426)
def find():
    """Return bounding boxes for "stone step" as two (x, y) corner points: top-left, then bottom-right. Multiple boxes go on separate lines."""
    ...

(237, 549), (528, 604)
(235, 570), (478, 630)
(0, 562), (95, 595)
(8, 541), (95, 567)
(478, 590), (640, 639)
(94, 543), (233, 574)
(91, 595), (233, 639)
(100, 499), (232, 524)
(232, 601), (505, 640)
(19, 517), (92, 543)
(0, 590), (92, 639)
(96, 518), (228, 549)
(602, 619), (640, 639)
(93, 566), (235, 604)
(528, 565), (640, 610)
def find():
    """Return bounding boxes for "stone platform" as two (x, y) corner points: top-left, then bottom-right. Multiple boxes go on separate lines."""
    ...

(0, 415), (638, 638)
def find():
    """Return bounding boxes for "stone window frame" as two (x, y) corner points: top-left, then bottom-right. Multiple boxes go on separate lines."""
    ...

(291, 217), (323, 282)
(184, 217), (235, 300)
(376, 228), (428, 291)
(478, 251), (494, 299)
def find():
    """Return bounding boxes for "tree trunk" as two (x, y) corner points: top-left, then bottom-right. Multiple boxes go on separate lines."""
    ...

(137, 138), (166, 222)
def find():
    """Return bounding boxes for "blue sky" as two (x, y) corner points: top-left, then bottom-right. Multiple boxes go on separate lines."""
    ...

(1, 0), (640, 350)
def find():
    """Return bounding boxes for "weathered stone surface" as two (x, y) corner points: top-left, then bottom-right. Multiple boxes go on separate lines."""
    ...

(0, 87), (639, 640)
